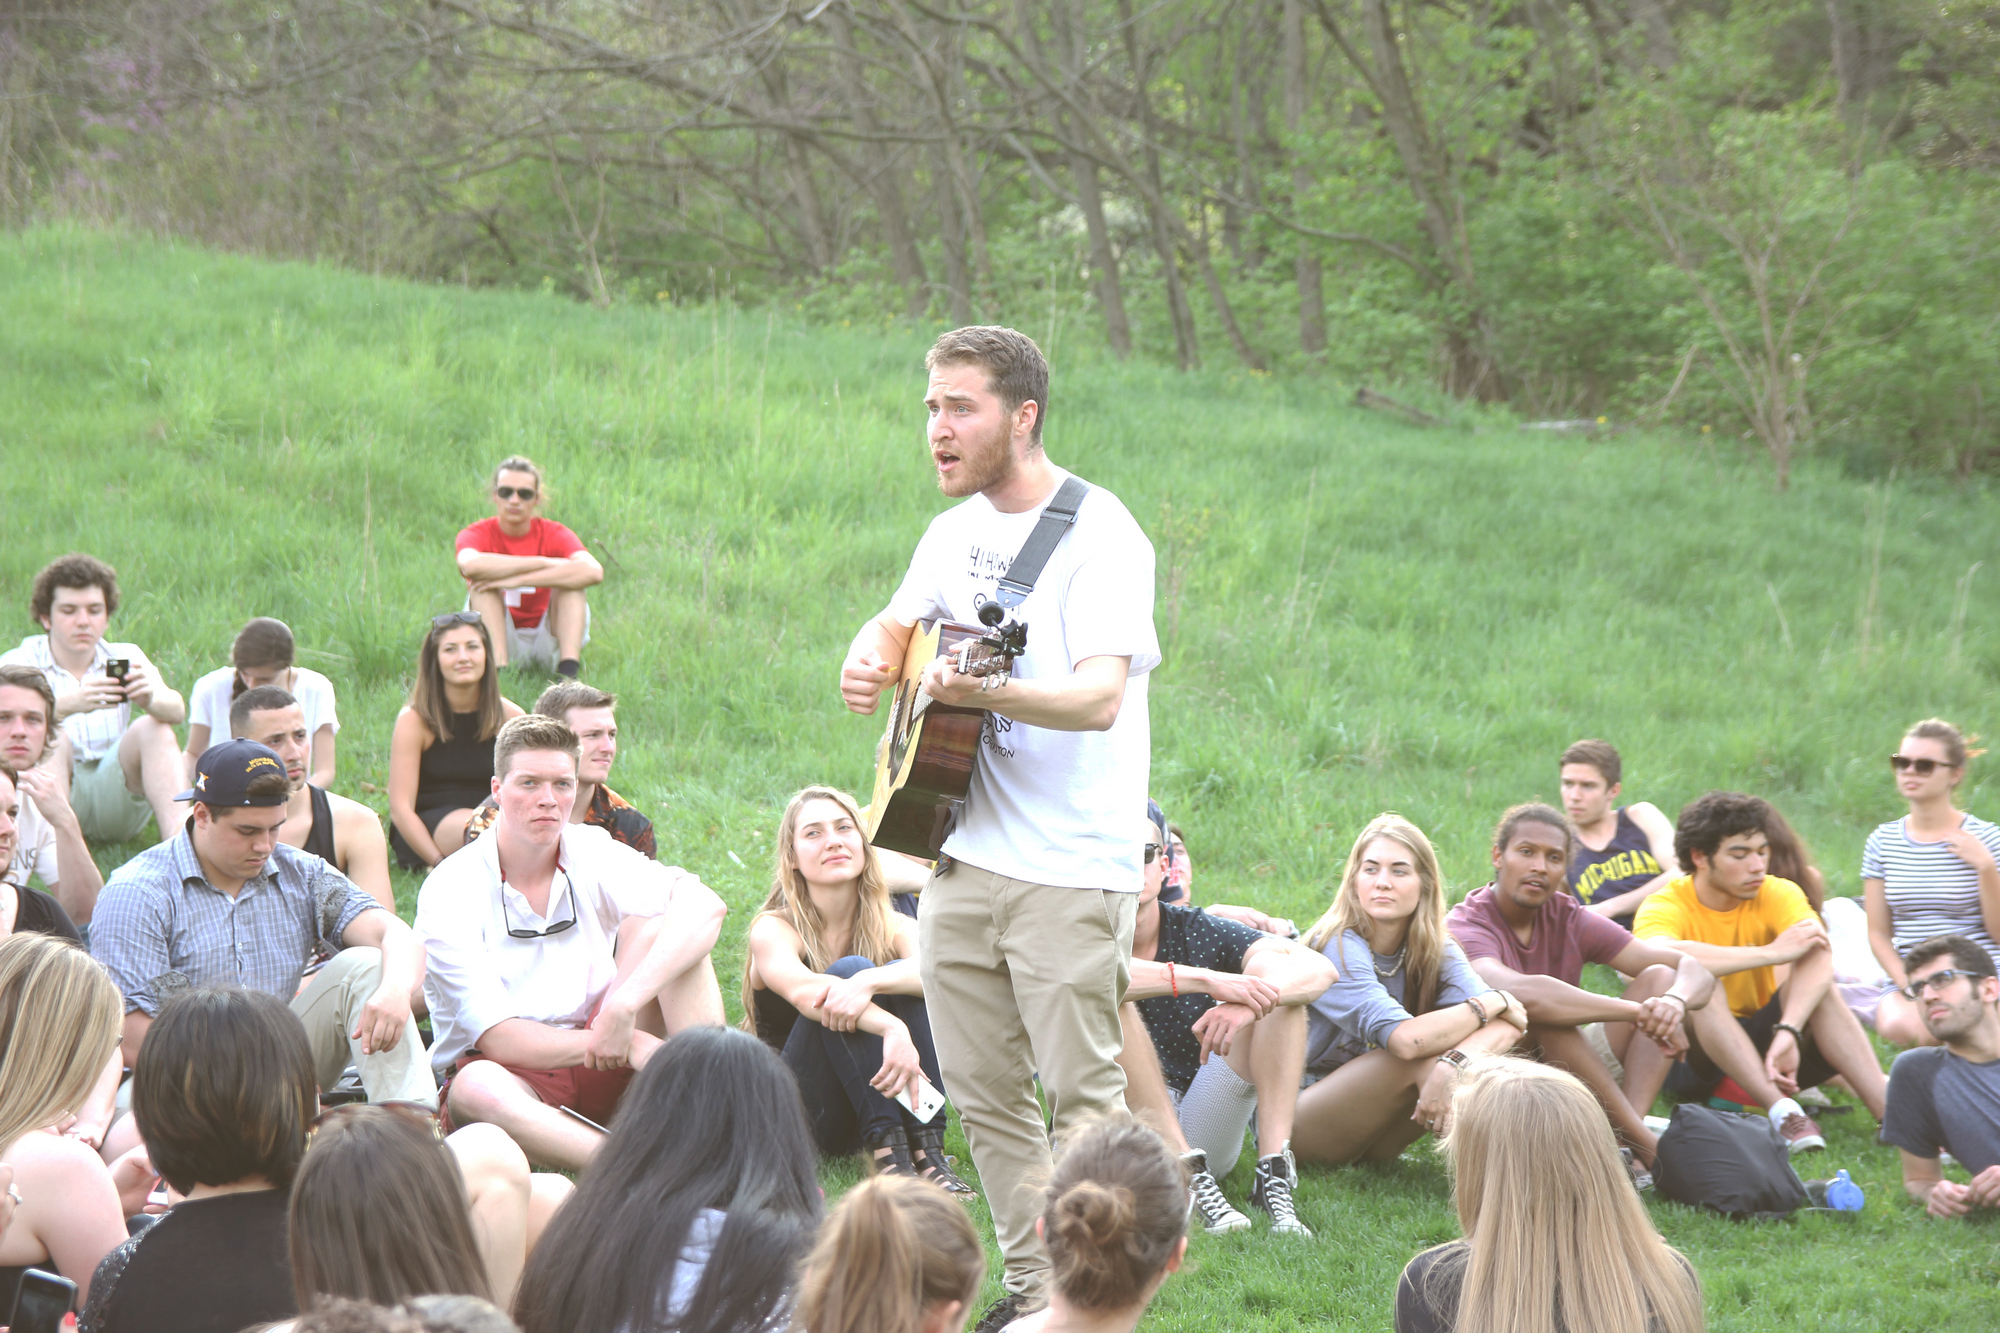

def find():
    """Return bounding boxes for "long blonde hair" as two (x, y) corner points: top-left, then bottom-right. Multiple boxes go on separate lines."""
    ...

(792, 1175), (983, 1333)
(1439, 1058), (1704, 1333)
(1304, 813), (1453, 1016)
(0, 933), (122, 1153)
(739, 786), (900, 1030)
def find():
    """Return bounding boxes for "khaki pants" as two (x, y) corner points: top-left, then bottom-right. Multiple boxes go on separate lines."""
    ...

(292, 948), (439, 1108)
(919, 859), (1136, 1299)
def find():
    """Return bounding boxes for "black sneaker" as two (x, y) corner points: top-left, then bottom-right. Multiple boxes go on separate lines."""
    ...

(1249, 1144), (1314, 1237)
(1181, 1149), (1251, 1234)
(972, 1292), (1039, 1333)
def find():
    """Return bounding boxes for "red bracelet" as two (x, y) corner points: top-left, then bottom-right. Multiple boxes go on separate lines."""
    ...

(1168, 962), (1178, 998)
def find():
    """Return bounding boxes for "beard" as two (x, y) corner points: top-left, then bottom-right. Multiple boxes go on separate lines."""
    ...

(935, 420), (1017, 498)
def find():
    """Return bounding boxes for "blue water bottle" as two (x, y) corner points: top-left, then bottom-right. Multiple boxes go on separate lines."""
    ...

(1826, 1169), (1865, 1212)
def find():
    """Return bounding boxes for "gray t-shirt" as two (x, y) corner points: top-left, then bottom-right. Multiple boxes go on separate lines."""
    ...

(1304, 929), (1482, 1075)
(1882, 1046), (2000, 1173)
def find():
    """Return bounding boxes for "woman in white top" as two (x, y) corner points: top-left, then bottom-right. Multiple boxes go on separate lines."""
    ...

(1864, 718), (2000, 1048)
(183, 619), (340, 788)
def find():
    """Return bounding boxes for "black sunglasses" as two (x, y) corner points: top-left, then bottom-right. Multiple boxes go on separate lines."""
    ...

(1901, 968), (1987, 1000)
(503, 872), (578, 940)
(496, 486), (539, 501)
(1143, 843), (1161, 864)
(1891, 754), (1950, 777)
(431, 611), (485, 631)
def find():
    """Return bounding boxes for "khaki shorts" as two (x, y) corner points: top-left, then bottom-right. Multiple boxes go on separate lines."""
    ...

(71, 753), (153, 843)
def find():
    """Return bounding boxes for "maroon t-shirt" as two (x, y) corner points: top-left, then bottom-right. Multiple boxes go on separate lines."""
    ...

(1446, 883), (1633, 986)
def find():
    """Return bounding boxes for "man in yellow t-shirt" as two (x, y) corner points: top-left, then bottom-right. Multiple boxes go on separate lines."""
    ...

(1635, 790), (1888, 1156)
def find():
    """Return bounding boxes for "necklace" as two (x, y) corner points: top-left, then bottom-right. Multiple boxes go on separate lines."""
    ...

(1372, 947), (1407, 979)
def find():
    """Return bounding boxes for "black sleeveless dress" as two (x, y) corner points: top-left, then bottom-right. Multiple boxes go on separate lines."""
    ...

(391, 709), (496, 867)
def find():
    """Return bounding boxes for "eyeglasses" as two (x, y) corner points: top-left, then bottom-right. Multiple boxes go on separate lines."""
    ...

(1901, 968), (1986, 1000)
(1891, 754), (1951, 776)
(496, 486), (538, 501)
(1144, 843), (1161, 865)
(503, 872), (578, 940)
(431, 611), (484, 631)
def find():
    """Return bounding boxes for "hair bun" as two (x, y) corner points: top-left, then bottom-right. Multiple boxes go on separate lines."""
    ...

(1054, 1180), (1134, 1249)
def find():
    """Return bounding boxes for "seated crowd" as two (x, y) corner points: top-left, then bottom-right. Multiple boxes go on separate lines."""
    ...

(7, 514), (2000, 1333)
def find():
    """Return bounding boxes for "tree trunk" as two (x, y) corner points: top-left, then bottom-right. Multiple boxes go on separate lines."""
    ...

(1069, 146), (1133, 357)
(1283, 0), (1327, 357)
(826, 6), (929, 316)
(931, 141), (973, 325)
(1119, 0), (1201, 369)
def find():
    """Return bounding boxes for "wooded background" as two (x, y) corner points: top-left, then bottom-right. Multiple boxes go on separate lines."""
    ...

(4, 0), (1996, 476)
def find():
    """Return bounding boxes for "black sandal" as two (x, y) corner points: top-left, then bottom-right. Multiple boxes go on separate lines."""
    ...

(908, 1121), (978, 1200)
(863, 1126), (920, 1180)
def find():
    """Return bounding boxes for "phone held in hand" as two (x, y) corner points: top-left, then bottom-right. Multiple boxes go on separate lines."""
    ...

(894, 1074), (947, 1124)
(11, 1268), (77, 1333)
(104, 658), (130, 683)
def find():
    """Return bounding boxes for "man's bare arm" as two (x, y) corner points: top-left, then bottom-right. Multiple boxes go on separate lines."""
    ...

(1468, 956), (1640, 1025)
(923, 653), (1131, 732)
(841, 614), (916, 715)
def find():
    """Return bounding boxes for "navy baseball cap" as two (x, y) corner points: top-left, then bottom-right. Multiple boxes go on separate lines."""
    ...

(175, 739), (290, 806)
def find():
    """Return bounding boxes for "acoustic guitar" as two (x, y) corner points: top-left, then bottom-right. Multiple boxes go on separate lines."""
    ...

(865, 617), (1023, 857)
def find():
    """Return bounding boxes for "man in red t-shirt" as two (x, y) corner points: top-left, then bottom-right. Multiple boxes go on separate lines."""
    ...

(455, 456), (603, 677)
(1447, 801), (1716, 1170)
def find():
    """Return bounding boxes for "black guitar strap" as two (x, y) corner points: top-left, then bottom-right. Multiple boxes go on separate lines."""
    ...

(993, 475), (1089, 610)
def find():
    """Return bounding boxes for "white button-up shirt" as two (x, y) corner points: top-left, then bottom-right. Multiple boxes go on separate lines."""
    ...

(415, 821), (679, 1071)
(0, 635), (160, 762)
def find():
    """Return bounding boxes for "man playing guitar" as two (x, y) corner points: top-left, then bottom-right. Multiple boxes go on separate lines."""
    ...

(840, 326), (1160, 1333)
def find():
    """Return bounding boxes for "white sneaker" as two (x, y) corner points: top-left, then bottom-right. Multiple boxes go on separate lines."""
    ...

(1181, 1150), (1251, 1234)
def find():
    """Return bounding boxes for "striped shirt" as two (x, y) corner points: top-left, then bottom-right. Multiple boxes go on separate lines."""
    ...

(0, 635), (160, 762)
(90, 831), (380, 1015)
(1861, 814), (2000, 965)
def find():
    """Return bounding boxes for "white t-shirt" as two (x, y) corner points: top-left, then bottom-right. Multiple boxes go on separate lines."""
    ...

(187, 665), (341, 748)
(0, 636), (162, 762)
(415, 822), (679, 1070)
(3, 792), (58, 889)
(887, 468), (1159, 891)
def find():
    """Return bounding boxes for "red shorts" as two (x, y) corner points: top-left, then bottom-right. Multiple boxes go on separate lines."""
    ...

(441, 1053), (634, 1135)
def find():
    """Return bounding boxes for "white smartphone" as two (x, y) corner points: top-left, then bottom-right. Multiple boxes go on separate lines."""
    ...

(895, 1074), (947, 1123)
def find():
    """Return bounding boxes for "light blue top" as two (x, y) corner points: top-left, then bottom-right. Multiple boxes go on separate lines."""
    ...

(1303, 929), (1482, 1076)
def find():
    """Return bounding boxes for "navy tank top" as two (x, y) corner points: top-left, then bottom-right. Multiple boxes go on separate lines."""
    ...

(304, 784), (337, 863)
(1568, 808), (1664, 909)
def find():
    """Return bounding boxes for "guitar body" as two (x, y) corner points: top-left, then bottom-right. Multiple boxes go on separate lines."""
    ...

(866, 619), (1012, 858)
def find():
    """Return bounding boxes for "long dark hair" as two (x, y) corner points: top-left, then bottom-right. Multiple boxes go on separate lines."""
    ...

(512, 1028), (821, 1333)
(409, 616), (504, 744)
(291, 1105), (491, 1310)
(1761, 805), (1823, 914)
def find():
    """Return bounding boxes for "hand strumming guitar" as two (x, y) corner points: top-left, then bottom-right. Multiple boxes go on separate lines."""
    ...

(841, 648), (897, 715)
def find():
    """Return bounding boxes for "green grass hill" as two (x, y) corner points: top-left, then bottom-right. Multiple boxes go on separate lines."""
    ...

(4, 226), (1998, 1330)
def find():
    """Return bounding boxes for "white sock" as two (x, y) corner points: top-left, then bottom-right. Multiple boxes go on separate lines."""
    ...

(1768, 1096), (1804, 1126)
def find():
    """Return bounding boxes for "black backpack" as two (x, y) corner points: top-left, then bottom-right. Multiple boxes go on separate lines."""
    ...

(1652, 1103), (1809, 1220)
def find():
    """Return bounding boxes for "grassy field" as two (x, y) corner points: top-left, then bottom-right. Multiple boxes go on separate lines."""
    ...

(5, 225), (1999, 1330)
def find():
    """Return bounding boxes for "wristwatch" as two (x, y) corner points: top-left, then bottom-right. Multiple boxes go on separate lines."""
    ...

(1436, 1048), (1471, 1073)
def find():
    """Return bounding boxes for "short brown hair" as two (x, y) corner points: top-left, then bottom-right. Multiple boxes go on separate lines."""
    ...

(1493, 802), (1573, 862)
(493, 714), (579, 779)
(291, 1105), (491, 1309)
(134, 987), (318, 1194)
(29, 553), (119, 623)
(1559, 738), (1622, 788)
(926, 326), (1049, 445)
(532, 681), (616, 725)
(0, 665), (58, 761)
(1040, 1115), (1187, 1310)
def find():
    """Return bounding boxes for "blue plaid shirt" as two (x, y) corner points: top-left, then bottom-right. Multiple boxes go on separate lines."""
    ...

(90, 830), (380, 1015)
